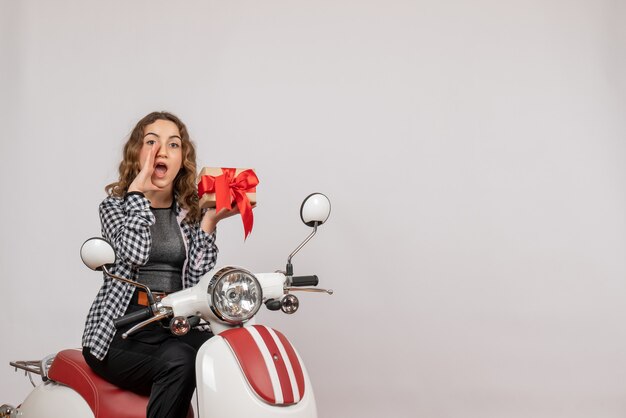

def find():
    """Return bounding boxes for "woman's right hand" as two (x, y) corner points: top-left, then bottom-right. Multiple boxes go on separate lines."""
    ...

(128, 144), (162, 194)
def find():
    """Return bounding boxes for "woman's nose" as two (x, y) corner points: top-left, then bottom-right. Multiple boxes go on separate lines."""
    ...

(156, 145), (167, 158)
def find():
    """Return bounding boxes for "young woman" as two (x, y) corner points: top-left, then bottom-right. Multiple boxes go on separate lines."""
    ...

(81, 111), (236, 418)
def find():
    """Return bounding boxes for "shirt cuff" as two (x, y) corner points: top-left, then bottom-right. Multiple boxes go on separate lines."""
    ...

(198, 227), (217, 246)
(123, 193), (154, 223)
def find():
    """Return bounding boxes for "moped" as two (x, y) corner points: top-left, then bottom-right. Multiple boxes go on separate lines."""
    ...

(1, 193), (332, 418)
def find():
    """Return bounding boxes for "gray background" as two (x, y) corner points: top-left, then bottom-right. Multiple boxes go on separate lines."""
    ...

(1, 1), (626, 417)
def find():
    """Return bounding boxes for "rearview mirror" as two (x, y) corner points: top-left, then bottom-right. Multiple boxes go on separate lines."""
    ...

(300, 193), (331, 227)
(80, 238), (116, 271)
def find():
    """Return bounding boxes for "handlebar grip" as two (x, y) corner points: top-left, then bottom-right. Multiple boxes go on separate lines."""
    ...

(265, 299), (282, 311)
(291, 275), (319, 287)
(187, 316), (201, 328)
(113, 307), (152, 329)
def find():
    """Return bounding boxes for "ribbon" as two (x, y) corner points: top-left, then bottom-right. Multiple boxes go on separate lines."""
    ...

(198, 168), (259, 239)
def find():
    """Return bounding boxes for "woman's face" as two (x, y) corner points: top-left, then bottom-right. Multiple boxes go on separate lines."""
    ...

(138, 119), (184, 191)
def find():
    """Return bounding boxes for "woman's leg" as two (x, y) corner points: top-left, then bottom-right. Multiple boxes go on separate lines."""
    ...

(83, 332), (207, 418)
(145, 338), (197, 418)
(178, 328), (214, 351)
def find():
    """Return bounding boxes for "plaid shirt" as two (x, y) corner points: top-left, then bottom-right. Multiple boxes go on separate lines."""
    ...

(81, 193), (218, 360)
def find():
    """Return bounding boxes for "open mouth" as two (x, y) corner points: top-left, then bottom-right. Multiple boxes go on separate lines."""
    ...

(154, 162), (168, 178)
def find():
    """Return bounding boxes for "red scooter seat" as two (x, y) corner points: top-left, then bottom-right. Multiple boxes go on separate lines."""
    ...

(47, 349), (193, 418)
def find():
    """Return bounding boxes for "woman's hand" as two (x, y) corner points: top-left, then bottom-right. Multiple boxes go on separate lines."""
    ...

(128, 144), (162, 194)
(201, 205), (242, 234)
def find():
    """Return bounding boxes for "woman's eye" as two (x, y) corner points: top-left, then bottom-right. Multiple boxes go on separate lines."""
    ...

(146, 139), (156, 145)
(169, 143), (180, 148)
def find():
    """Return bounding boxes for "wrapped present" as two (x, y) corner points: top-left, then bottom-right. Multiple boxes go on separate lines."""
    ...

(198, 167), (259, 239)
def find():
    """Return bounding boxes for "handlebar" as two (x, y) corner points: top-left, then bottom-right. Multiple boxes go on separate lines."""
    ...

(291, 275), (319, 287)
(113, 307), (152, 329)
(187, 315), (201, 328)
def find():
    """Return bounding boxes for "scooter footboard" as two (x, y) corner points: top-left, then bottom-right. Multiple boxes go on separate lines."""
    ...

(196, 326), (317, 418)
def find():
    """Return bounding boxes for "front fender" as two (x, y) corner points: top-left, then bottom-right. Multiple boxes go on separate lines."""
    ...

(196, 327), (317, 418)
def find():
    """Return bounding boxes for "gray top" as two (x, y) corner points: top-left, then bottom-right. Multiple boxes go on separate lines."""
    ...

(137, 205), (186, 292)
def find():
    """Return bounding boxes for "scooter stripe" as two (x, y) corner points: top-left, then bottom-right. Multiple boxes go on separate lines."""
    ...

(275, 330), (306, 397)
(247, 326), (284, 404)
(253, 326), (295, 404)
(221, 328), (275, 404)
(266, 326), (301, 402)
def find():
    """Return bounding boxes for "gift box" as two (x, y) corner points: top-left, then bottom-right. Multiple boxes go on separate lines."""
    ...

(198, 167), (257, 209)
(198, 167), (259, 239)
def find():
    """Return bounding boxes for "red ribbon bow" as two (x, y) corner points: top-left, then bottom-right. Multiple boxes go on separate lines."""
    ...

(198, 168), (259, 239)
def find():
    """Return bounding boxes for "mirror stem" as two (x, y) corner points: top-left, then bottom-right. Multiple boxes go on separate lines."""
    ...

(102, 266), (156, 306)
(286, 222), (318, 278)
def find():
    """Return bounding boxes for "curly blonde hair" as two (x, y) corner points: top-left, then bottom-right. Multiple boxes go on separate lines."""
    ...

(105, 111), (201, 223)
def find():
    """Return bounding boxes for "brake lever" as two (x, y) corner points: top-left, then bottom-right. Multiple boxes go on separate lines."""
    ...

(122, 312), (171, 339)
(285, 287), (333, 295)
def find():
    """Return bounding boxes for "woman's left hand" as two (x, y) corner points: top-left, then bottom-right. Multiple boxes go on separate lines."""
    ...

(201, 205), (242, 234)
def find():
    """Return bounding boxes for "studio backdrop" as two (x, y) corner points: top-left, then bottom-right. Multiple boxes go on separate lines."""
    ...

(1, 1), (626, 417)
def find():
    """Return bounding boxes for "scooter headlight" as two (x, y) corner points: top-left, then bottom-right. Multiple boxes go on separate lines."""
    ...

(209, 267), (262, 324)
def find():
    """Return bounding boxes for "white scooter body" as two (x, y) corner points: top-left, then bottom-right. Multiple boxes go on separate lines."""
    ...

(161, 270), (317, 418)
(196, 335), (316, 418)
(14, 335), (316, 418)
(9, 272), (317, 418)
(16, 380), (93, 418)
